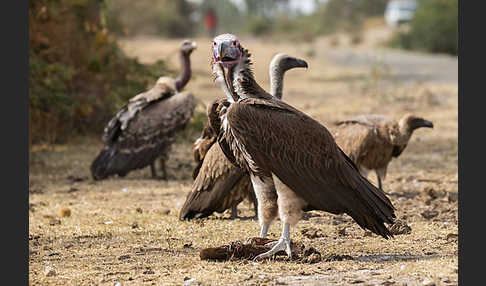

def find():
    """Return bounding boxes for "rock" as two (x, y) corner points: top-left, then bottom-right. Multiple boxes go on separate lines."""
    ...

(114, 282), (122, 286)
(301, 227), (327, 239)
(426, 187), (446, 200)
(118, 254), (130, 260)
(131, 222), (139, 229)
(44, 266), (56, 277)
(421, 210), (439, 220)
(389, 219), (412, 235)
(337, 227), (347, 236)
(421, 278), (436, 286)
(136, 207), (143, 213)
(446, 233), (458, 242)
(59, 207), (71, 217)
(183, 277), (196, 286)
(448, 192), (458, 203)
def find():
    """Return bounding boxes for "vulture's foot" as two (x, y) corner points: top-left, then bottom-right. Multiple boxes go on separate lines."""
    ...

(230, 204), (239, 219)
(253, 237), (292, 261)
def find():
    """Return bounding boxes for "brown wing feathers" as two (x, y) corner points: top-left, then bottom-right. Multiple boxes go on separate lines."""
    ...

(225, 99), (395, 238)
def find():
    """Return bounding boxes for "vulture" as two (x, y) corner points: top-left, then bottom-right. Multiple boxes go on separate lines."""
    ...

(179, 53), (308, 220)
(208, 34), (396, 260)
(90, 40), (197, 180)
(333, 114), (434, 190)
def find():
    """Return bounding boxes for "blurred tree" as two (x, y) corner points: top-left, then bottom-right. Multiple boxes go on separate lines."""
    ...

(389, 0), (458, 55)
(103, 0), (196, 37)
(30, 0), (171, 144)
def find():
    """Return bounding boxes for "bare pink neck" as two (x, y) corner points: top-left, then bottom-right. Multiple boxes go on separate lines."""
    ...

(175, 52), (191, 91)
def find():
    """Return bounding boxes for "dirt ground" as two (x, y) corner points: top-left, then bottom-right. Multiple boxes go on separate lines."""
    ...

(29, 28), (458, 286)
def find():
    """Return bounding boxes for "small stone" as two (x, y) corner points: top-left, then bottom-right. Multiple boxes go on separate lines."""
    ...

(44, 266), (56, 277)
(422, 278), (436, 286)
(114, 282), (122, 286)
(448, 192), (458, 203)
(389, 219), (412, 235)
(337, 227), (347, 236)
(183, 278), (196, 286)
(59, 207), (71, 217)
(446, 233), (458, 242)
(118, 254), (130, 260)
(400, 264), (406, 271)
(421, 210), (439, 220)
(131, 222), (139, 229)
(441, 277), (451, 283)
(136, 207), (143, 213)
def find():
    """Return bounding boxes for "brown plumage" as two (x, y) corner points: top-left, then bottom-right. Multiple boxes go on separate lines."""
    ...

(180, 54), (308, 220)
(333, 114), (434, 189)
(208, 34), (396, 260)
(90, 40), (197, 180)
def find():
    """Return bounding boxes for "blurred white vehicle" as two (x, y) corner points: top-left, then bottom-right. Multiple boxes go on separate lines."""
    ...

(385, 0), (417, 28)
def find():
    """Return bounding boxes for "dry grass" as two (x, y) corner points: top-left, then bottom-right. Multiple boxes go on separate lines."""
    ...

(29, 34), (458, 285)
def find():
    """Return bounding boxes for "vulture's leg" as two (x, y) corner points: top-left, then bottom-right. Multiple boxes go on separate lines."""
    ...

(230, 203), (238, 219)
(254, 223), (292, 261)
(249, 174), (278, 238)
(254, 174), (306, 261)
(252, 198), (258, 219)
(375, 167), (387, 191)
(150, 162), (157, 178)
(159, 157), (168, 180)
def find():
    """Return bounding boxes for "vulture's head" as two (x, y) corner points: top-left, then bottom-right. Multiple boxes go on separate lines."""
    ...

(180, 40), (197, 55)
(211, 33), (244, 68)
(399, 113), (434, 133)
(270, 53), (308, 73)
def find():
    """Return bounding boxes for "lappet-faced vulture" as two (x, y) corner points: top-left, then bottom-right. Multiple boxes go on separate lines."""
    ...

(208, 34), (396, 260)
(333, 114), (434, 190)
(90, 40), (197, 180)
(179, 53), (308, 220)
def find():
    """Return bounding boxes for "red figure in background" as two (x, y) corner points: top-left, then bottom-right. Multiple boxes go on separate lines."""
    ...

(204, 8), (217, 37)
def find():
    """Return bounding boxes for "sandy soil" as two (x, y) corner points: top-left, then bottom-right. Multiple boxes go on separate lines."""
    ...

(29, 29), (458, 286)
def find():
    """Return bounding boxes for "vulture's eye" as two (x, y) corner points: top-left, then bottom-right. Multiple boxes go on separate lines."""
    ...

(213, 42), (216, 46)
(232, 40), (237, 46)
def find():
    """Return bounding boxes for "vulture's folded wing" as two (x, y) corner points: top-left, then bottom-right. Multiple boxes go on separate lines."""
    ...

(179, 143), (250, 220)
(225, 98), (395, 238)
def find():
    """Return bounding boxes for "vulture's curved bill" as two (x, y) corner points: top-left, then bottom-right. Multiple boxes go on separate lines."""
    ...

(179, 53), (308, 220)
(334, 113), (433, 189)
(90, 40), (197, 180)
(209, 33), (396, 260)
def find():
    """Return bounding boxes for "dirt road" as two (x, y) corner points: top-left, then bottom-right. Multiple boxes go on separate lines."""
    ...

(29, 32), (458, 285)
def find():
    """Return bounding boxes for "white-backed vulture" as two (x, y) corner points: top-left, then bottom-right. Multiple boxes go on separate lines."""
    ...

(90, 40), (197, 180)
(208, 34), (396, 260)
(179, 54), (308, 220)
(333, 114), (434, 189)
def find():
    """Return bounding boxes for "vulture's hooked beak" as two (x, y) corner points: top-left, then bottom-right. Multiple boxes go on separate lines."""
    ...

(292, 58), (308, 69)
(417, 119), (434, 129)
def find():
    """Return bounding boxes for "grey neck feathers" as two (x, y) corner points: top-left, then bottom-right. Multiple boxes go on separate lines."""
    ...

(175, 51), (191, 92)
(269, 66), (284, 99)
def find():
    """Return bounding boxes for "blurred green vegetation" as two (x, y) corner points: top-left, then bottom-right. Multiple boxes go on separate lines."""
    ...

(29, 0), (173, 144)
(103, 0), (196, 37)
(388, 0), (458, 55)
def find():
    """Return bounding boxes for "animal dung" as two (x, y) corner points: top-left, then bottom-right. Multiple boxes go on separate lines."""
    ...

(199, 237), (321, 262)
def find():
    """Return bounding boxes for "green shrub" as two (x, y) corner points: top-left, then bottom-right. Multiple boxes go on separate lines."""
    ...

(29, 0), (172, 144)
(389, 0), (458, 55)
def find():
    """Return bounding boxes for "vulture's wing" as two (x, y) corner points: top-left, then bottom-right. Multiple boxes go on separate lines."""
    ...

(333, 122), (377, 164)
(179, 142), (250, 220)
(91, 92), (195, 180)
(192, 123), (217, 179)
(101, 86), (175, 145)
(225, 98), (395, 238)
(336, 114), (392, 128)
